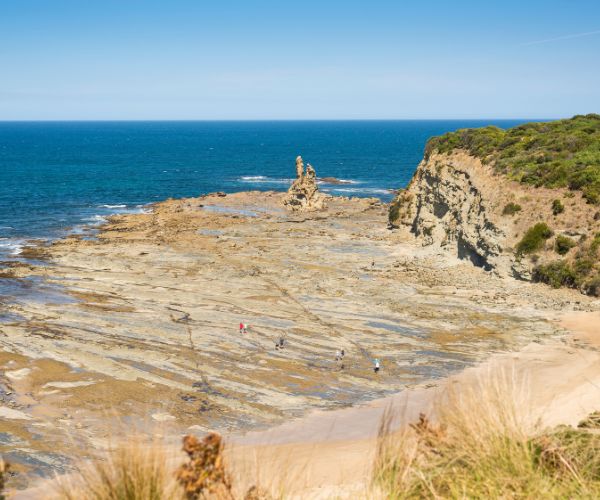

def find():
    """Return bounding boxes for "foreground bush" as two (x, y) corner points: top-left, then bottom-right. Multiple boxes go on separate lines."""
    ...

(373, 372), (600, 498)
(176, 433), (233, 499)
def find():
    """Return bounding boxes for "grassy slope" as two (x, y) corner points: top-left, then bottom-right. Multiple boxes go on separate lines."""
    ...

(426, 114), (600, 203)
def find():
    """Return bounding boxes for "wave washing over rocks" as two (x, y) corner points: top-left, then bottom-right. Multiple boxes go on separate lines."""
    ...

(236, 174), (395, 198)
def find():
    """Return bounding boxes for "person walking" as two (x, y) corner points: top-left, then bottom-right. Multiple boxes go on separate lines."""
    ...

(374, 358), (381, 374)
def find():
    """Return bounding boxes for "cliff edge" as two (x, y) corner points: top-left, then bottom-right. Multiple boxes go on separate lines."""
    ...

(390, 114), (600, 296)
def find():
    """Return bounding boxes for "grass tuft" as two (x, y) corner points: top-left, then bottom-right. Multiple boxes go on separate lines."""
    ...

(373, 370), (600, 498)
(55, 437), (185, 500)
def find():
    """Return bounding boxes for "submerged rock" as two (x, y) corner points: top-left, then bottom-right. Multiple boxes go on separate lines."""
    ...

(283, 156), (327, 212)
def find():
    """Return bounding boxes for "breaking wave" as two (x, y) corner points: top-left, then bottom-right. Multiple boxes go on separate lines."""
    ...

(238, 176), (294, 185)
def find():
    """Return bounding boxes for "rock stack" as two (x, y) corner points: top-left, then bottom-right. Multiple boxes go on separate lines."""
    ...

(283, 156), (327, 212)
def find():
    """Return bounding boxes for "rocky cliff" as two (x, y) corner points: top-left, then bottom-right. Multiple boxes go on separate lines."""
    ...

(390, 116), (600, 295)
(390, 152), (513, 274)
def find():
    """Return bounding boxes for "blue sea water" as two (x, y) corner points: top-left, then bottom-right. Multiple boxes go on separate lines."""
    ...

(0, 120), (528, 258)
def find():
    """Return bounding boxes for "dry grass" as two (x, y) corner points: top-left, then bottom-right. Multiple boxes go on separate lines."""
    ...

(54, 437), (185, 500)
(53, 433), (275, 500)
(373, 368), (600, 498)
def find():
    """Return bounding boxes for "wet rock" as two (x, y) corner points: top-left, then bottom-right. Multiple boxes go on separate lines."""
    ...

(319, 177), (352, 185)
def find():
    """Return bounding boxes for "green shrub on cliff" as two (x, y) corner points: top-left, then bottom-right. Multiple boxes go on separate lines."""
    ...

(555, 235), (577, 255)
(533, 251), (600, 295)
(584, 275), (600, 296)
(533, 261), (578, 288)
(516, 223), (553, 255)
(426, 114), (600, 203)
(552, 199), (565, 215)
(590, 233), (600, 256)
(502, 202), (522, 216)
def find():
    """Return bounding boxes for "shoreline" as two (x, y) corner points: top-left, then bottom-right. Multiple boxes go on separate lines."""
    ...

(1, 190), (599, 492)
(13, 311), (600, 499)
(221, 310), (600, 497)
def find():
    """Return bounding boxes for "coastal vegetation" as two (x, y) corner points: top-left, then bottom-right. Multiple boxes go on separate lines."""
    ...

(374, 375), (600, 499)
(56, 440), (184, 500)
(425, 114), (600, 204)
(502, 202), (522, 216)
(554, 235), (577, 255)
(533, 233), (600, 294)
(516, 223), (553, 255)
(552, 199), (565, 216)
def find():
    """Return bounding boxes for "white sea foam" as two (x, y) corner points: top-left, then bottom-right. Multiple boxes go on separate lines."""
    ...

(0, 238), (24, 256)
(99, 204), (127, 209)
(322, 187), (393, 195)
(317, 178), (360, 185)
(83, 215), (108, 224)
(240, 175), (267, 181)
(238, 176), (294, 184)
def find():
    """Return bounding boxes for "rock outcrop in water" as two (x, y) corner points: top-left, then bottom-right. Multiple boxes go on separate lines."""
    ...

(283, 156), (327, 212)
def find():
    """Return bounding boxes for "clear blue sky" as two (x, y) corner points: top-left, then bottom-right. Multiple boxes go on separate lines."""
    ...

(1, 0), (599, 120)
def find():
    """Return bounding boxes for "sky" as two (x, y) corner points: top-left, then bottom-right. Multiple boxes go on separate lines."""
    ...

(1, 0), (599, 120)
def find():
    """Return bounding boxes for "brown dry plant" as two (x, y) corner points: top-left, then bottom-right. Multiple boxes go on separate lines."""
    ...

(176, 433), (234, 500)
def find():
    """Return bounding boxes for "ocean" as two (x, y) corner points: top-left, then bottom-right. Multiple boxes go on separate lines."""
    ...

(0, 120), (527, 259)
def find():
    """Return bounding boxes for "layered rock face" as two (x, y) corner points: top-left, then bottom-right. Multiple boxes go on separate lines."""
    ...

(283, 156), (327, 212)
(390, 152), (512, 275)
(390, 149), (600, 288)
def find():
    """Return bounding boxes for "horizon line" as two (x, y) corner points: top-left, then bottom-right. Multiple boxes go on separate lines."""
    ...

(0, 117), (558, 123)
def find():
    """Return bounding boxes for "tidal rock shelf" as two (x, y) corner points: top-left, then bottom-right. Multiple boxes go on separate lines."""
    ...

(0, 190), (593, 484)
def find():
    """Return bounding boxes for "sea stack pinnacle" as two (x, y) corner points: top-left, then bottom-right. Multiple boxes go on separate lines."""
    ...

(283, 156), (327, 211)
